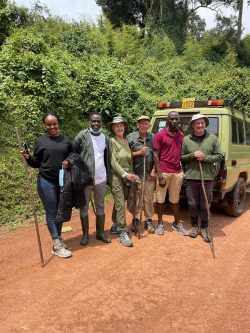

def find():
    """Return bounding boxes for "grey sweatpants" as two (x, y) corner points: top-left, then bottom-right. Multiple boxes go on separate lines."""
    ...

(80, 182), (107, 217)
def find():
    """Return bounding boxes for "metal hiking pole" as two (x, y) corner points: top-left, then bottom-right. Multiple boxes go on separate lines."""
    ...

(15, 128), (44, 267)
(199, 161), (216, 258)
(138, 138), (147, 239)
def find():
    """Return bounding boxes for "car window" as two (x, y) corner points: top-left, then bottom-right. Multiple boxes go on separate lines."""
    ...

(152, 116), (219, 136)
(246, 123), (250, 145)
(231, 117), (245, 144)
(232, 118), (238, 143)
(238, 121), (245, 144)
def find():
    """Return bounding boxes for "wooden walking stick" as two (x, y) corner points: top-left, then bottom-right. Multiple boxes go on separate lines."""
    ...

(199, 161), (216, 258)
(16, 128), (44, 267)
(129, 140), (140, 236)
(138, 138), (147, 240)
(134, 181), (140, 237)
(90, 195), (96, 216)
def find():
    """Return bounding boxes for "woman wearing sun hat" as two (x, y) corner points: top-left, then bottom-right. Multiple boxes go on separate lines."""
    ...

(109, 116), (138, 247)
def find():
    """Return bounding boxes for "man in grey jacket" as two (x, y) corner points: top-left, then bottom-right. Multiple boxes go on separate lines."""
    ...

(74, 112), (112, 246)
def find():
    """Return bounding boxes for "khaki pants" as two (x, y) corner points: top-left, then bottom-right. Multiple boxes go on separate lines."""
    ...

(128, 179), (155, 220)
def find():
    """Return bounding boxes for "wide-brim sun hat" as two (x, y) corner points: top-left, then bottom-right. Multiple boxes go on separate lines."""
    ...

(190, 114), (209, 127)
(109, 116), (128, 130)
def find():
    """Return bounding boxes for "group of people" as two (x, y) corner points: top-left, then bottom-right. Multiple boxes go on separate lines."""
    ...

(23, 110), (223, 258)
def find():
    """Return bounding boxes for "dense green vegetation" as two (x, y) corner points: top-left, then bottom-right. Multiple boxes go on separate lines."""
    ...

(0, 0), (250, 225)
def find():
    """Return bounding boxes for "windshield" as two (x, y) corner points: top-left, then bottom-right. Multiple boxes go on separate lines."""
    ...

(151, 116), (219, 137)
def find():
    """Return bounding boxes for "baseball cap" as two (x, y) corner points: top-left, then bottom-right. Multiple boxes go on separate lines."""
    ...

(137, 115), (150, 122)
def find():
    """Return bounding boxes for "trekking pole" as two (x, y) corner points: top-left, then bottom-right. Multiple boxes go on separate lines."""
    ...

(199, 161), (216, 258)
(138, 138), (147, 240)
(15, 128), (44, 267)
(90, 195), (96, 216)
(134, 181), (140, 237)
(129, 140), (139, 237)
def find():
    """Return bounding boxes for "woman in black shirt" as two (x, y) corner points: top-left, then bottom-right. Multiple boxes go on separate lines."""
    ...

(23, 113), (73, 258)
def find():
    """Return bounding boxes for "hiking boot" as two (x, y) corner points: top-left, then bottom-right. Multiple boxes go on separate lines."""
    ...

(131, 218), (139, 233)
(58, 236), (68, 249)
(80, 216), (89, 246)
(52, 238), (72, 258)
(118, 231), (133, 247)
(110, 223), (119, 234)
(155, 223), (165, 235)
(172, 221), (188, 236)
(96, 215), (111, 243)
(200, 227), (212, 243)
(144, 219), (155, 234)
(188, 226), (199, 238)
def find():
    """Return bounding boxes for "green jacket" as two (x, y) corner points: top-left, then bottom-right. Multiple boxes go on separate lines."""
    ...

(110, 137), (132, 178)
(181, 132), (223, 180)
(126, 130), (154, 179)
(74, 129), (112, 186)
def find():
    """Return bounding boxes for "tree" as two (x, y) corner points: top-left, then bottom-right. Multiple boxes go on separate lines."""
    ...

(96, 0), (241, 53)
(0, 0), (30, 45)
(96, 0), (149, 28)
(235, 0), (243, 50)
(187, 12), (206, 40)
(200, 15), (237, 61)
(238, 34), (250, 66)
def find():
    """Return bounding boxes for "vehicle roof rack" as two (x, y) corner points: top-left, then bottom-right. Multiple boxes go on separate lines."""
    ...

(156, 99), (232, 109)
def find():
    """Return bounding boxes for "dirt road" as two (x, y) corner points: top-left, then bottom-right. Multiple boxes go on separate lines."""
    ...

(1, 196), (250, 333)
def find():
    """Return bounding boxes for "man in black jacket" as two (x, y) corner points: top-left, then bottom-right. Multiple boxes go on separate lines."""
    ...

(74, 112), (112, 246)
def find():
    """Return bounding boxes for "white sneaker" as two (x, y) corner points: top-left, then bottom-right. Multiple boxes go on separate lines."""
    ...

(58, 236), (68, 249)
(155, 223), (165, 235)
(118, 231), (133, 247)
(172, 221), (188, 236)
(52, 239), (72, 258)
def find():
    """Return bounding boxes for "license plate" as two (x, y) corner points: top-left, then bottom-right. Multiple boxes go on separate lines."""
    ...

(182, 98), (195, 108)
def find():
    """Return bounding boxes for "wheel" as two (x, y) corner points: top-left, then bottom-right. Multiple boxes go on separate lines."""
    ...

(224, 177), (246, 217)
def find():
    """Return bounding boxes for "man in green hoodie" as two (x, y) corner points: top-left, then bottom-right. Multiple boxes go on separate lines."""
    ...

(181, 114), (223, 242)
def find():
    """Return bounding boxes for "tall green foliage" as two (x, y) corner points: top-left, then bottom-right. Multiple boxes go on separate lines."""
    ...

(0, 2), (250, 226)
(0, 0), (31, 45)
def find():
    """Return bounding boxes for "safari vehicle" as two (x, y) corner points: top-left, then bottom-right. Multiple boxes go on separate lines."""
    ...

(150, 98), (250, 216)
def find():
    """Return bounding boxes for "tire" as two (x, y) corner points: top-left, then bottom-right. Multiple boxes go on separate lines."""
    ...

(224, 177), (246, 217)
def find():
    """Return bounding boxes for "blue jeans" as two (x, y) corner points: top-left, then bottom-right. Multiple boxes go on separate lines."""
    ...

(37, 174), (62, 240)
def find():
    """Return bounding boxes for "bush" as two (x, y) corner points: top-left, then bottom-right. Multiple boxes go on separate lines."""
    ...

(1, 13), (250, 226)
